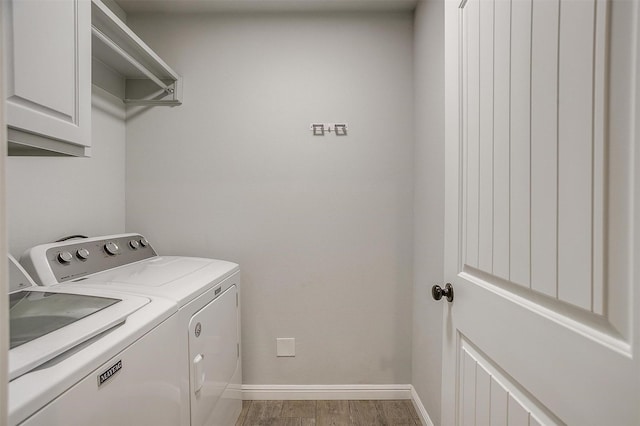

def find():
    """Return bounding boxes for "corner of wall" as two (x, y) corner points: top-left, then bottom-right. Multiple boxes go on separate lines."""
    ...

(412, 0), (446, 424)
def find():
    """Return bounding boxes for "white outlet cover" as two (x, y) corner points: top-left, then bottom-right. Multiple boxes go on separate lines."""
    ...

(276, 338), (295, 357)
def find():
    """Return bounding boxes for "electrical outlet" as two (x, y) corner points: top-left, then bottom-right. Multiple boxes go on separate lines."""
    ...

(276, 338), (295, 357)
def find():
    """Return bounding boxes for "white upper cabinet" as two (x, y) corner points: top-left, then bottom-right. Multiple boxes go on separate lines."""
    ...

(4, 0), (92, 156)
(3, 0), (181, 156)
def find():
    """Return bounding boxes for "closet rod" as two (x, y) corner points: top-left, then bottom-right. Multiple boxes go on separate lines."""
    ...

(91, 26), (174, 95)
(123, 99), (182, 106)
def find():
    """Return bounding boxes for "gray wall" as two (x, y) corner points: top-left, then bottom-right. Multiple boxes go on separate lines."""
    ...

(7, 88), (126, 257)
(125, 11), (415, 385)
(413, 0), (444, 424)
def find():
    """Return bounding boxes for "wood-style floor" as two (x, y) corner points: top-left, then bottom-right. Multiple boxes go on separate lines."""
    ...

(235, 400), (422, 426)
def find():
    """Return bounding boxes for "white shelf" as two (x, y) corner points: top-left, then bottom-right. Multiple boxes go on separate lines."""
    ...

(91, 0), (182, 105)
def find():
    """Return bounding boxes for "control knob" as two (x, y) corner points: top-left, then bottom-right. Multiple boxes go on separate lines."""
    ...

(104, 241), (120, 256)
(57, 251), (73, 264)
(129, 240), (140, 250)
(76, 248), (90, 260)
(139, 238), (149, 247)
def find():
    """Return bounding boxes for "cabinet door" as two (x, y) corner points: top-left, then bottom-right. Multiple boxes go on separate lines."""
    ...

(4, 0), (91, 154)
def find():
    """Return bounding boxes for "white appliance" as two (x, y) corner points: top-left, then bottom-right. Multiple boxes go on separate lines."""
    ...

(8, 255), (183, 426)
(20, 233), (242, 426)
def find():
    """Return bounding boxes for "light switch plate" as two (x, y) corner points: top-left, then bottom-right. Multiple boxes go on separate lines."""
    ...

(276, 338), (295, 357)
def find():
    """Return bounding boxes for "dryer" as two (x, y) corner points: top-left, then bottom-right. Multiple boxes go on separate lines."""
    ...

(8, 255), (183, 426)
(20, 233), (242, 426)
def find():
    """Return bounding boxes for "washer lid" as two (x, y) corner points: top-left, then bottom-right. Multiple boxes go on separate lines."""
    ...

(8, 286), (150, 381)
(8, 255), (36, 293)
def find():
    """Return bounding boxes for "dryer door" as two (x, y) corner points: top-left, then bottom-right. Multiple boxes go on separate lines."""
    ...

(188, 285), (239, 426)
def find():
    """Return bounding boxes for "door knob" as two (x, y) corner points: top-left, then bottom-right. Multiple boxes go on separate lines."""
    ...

(432, 283), (454, 302)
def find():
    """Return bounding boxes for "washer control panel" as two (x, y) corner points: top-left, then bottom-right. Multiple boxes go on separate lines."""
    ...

(36, 234), (157, 284)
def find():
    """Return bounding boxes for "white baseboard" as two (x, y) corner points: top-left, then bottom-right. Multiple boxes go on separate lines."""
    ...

(410, 385), (435, 426)
(241, 384), (435, 426)
(242, 384), (412, 401)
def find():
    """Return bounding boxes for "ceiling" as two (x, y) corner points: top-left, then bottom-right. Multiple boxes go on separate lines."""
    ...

(114, 0), (419, 14)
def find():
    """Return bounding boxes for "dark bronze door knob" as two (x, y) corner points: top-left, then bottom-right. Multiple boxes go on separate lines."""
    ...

(432, 283), (454, 302)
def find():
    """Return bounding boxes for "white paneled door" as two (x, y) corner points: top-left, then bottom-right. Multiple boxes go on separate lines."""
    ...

(442, 0), (640, 424)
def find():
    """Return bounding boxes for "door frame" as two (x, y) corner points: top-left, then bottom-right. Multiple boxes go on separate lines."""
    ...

(1, 0), (10, 422)
(0, 1), (9, 425)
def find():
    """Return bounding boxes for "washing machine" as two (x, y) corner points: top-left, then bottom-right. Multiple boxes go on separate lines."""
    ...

(8, 255), (183, 426)
(20, 233), (242, 426)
